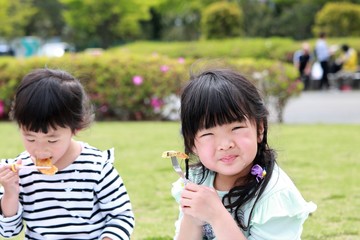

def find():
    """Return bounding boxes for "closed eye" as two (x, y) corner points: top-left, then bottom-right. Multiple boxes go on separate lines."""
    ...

(197, 131), (214, 138)
(232, 126), (245, 131)
(48, 140), (58, 143)
(198, 132), (213, 138)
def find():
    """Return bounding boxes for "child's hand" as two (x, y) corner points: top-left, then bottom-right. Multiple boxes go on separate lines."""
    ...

(0, 159), (21, 217)
(180, 182), (225, 225)
(0, 159), (21, 196)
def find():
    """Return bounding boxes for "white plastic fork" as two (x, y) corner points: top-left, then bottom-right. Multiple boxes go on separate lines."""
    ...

(170, 156), (188, 184)
(0, 163), (51, 172)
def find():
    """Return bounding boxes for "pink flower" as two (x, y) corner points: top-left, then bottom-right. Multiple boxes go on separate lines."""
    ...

(160, 65), (169, 73)
(0, 100), (4, 118)
(178, 57), (185, 64)
(150, 97), (163, 111)
(99, 104), (109, 113)
(132, 75), (143, 85)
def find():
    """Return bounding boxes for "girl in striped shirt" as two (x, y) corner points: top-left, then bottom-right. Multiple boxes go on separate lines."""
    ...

(0, 68), (134, 239)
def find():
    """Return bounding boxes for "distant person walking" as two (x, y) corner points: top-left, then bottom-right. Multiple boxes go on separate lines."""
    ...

(315, 32), (331, 90)
(293, 42), (312, 90)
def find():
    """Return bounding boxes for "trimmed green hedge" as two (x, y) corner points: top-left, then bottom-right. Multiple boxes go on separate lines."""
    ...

(115, 37), (360, 62)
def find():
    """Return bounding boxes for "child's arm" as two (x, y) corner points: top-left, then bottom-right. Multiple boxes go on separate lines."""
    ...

(176, 214), (203, 240)
(208, 208), (247, 240)
(0, 161), (24, 238)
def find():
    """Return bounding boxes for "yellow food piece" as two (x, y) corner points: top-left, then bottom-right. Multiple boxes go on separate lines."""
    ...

(11, 164), (17, 173)
(36, 158), (58, 175)
(162, 151), (189, 159)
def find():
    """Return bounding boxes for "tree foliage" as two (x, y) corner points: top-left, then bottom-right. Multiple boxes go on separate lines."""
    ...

(151, 0), (206, 41)
(313, 2), (360, 37)
(59, 0), (160, 49)
(25, 0), (65, 38)
(0, 0), (36, 39)
(1, 0), (360, 47)
(237, 0), (360, 39)
(201, 2), (243, 39)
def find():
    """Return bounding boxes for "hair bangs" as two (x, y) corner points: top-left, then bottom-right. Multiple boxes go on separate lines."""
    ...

(15, 78), (69, 133)
(196, 80), (248, 131)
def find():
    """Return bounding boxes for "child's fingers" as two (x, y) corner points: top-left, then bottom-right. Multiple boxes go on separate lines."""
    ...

(181, 186), (198, 199)
(183, 183), (216, 197)
(6, 173), (19, 185)
(183, 182), (200, 191)
(180, 198), (192, 208)
(0, 168), (19, 185)
(0, 164), (12, 173)
(2, 159), (22, 173)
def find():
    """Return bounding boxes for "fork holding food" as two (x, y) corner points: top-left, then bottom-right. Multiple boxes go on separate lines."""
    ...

(1, 160), (52, 173)
(162, 150), (189, 183)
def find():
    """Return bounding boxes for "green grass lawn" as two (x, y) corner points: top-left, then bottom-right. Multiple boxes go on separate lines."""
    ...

(1, 122), (360, 240)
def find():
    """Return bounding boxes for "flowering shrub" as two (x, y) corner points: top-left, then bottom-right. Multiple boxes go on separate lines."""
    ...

(259, 62), (302, 123)
(0, 53), (299, 122)
(72, 52), (189, 120)
(231, 58), (301, 122)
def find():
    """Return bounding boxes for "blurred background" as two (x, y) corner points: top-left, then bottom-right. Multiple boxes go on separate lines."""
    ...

(1, 0), (360, 57)
(1, 1), (360, 239)
(0, 0), (359, 123)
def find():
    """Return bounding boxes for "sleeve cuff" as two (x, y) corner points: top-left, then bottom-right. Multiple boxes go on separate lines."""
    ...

(0, 203), (23, 225)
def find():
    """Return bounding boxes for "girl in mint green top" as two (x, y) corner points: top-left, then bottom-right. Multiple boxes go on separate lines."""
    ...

(172, 66), (316, 239)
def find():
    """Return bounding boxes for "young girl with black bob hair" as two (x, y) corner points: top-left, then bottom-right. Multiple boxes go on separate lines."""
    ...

(172, 65), (316, 239)
(0, 68), (134, 239)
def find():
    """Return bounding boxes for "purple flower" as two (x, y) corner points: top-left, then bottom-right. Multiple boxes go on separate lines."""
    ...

(251, 164), (266, 182)
(132, 75), (143, 85)
(178, 57), (185, 64)
(160, 65), (169, 73)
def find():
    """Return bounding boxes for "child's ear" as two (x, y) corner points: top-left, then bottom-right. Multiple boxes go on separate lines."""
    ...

(72, 129), (79, 136)
(258, 122), (265, 143)
(192, 147), (198, 155)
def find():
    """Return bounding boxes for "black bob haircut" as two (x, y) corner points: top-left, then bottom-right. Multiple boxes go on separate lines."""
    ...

(10, 68), (94, 133)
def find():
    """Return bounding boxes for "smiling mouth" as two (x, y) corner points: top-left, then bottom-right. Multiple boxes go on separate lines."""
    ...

(220, 155), (237, 163)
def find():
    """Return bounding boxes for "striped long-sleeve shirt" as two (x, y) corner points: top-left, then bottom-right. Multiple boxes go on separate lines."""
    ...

(0, 142), (134, 239)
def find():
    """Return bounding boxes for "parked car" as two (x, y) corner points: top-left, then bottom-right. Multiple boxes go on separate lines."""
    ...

(0, 40), (14, 56)
(39, 42), (75, 57)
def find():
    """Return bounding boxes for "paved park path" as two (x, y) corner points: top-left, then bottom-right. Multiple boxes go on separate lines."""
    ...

(270, 90), (360, 124)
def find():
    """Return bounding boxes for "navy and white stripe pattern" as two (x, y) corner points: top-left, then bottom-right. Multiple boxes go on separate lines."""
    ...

(0, 142), (134, 239)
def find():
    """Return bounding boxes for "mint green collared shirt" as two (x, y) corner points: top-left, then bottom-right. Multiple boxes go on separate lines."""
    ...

(171, 164), (316, 240)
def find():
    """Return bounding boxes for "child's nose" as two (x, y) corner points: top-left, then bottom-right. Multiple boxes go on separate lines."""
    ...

(34, 150), (52, 159)
(218, 138), (235, 150)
